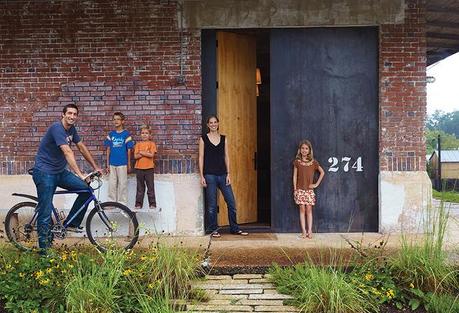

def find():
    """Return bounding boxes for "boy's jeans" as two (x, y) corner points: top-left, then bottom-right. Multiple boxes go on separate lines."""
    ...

(204, 174), (241, 234)
(108, 165), (128, 205)
(32, 168), (91, 250)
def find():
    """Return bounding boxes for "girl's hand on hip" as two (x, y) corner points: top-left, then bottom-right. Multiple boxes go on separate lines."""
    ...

(309, 184), (317, 189)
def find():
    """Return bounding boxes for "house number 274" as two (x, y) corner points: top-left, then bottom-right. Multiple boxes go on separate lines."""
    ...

(328, 156), (363, 172)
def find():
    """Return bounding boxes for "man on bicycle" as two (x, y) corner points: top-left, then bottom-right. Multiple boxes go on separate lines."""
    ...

(33, 103), (102, 252)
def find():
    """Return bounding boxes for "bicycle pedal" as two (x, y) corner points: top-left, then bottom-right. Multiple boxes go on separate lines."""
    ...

(66, 226), (85, 233)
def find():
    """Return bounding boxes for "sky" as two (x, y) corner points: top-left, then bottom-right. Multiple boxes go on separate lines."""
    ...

(427, 52), (459, 116)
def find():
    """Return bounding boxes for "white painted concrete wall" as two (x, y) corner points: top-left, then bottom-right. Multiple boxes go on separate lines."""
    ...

(0, 174), (205, 236)
(1, 171), (433, 235)
(379, 171), (432, 233)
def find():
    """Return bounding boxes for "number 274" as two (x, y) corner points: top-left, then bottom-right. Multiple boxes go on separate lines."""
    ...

(328, 156), (363, 172)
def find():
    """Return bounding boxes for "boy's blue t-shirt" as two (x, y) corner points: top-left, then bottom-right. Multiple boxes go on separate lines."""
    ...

(35, 121), (81, 174)
(104, 130), (134, 166)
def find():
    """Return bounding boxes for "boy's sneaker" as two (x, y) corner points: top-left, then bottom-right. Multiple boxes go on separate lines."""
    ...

(149, 205), (161, 213)
(66, 225), (84, 233)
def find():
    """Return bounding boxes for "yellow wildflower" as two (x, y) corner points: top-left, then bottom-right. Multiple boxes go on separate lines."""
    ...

(49, 258), (55, 263)
(123, 269), (133, 276)
(39, 278), (50, 286)
(61, 254), (68, 261)
(386, 289), (395, 299)
(5, 264), (12, 270)
(365, 273), (374, 281)
(19, 272), (25, 278)
(14, 260), (19, 264)
(46, 268), (52, 274)
(148, 283), (155, 289)
(409, 283), (414, 289)
(34, 270), (44, 279)
(140, 256), (147, 261)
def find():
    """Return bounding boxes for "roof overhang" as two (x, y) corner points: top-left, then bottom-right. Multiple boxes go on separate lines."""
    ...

(427, 0), (459, 65)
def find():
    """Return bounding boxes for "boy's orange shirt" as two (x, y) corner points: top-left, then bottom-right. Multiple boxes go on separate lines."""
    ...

(134, 141), (157, 169)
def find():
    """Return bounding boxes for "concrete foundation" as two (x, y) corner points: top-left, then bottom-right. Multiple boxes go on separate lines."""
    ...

(0, 174), (205, 236)
(379, 171), (432, 233)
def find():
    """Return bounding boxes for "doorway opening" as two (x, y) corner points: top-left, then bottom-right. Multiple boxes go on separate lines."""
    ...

(201, 29), (271, 231)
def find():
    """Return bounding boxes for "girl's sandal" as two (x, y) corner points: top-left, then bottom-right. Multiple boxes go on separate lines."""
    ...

(211, 232), (221, 238)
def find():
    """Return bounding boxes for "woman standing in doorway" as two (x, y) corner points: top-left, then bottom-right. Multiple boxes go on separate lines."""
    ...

(199, 116), (249, 238)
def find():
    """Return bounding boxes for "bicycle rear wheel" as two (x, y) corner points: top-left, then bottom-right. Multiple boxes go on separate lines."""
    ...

(4, 202), (39, 251)
(86, 201), (139, 251)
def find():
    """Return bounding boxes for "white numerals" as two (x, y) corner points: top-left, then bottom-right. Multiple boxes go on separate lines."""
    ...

(328, 156), (363, 173)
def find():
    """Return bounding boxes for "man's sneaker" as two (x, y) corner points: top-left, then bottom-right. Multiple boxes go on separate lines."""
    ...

(66, 225), (84, 233)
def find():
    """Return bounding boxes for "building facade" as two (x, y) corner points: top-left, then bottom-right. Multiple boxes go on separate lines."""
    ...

(0, 0), (432, 234)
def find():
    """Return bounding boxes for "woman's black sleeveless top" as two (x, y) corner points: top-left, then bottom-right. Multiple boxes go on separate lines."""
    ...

(202, 134), (227, 175)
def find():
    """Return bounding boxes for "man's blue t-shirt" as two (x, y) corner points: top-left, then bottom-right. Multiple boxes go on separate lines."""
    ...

(104, 130), (134, 166)
(35, 121), (81, 174)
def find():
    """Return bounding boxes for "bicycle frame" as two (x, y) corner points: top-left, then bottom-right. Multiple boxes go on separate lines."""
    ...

(15, 186), (114, 232)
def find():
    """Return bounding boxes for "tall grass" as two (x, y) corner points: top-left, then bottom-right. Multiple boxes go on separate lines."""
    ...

(65, 249), (126, 313)
(269, 250), (378, 313)
(388, 200), (458, 293)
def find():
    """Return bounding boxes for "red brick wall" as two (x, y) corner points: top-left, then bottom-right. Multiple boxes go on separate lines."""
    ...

(0, 0), (201, 174)
(379, 0), (427, 171)
(1, 0), (428, 175)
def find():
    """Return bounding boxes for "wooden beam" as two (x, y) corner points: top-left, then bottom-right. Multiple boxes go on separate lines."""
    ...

(427, 5), (459, 15)
(427, 20), (459, 29)
(427, 32), (459, 41)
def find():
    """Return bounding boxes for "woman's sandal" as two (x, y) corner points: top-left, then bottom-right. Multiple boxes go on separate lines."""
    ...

(233, 230), (249, 236)
(211, 232), (221, 238)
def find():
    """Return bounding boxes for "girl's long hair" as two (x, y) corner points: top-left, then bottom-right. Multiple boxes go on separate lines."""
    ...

(295, 140), (314, 162)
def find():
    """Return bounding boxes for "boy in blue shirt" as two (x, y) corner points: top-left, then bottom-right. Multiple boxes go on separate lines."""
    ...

(104, 112), (134, 205)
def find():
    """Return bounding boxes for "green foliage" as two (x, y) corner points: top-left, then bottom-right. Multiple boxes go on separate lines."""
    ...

(424, 292), (459, 313)
(427, 110), (459, 137)
(432, 189), (459, 203)
(65, 249), (126, 313)
(269, 262), (378, 313)
(425, 129), (459, 154)
(0, 244), (202, 313)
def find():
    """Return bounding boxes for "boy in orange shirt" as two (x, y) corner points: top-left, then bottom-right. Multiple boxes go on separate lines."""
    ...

(134, 125), (158, 210)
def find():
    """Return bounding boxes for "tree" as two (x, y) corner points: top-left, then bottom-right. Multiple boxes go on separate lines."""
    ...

(425, 129), (459, 155)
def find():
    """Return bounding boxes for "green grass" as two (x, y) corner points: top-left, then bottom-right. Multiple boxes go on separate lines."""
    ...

(432, 189), (459, 203)
(269, 261), (378, 313)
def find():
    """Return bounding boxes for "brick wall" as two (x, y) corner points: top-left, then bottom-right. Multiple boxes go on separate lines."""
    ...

(1, 0), (428, 175)
(379, 0), (427, 171)
(0, 0), (201, 174)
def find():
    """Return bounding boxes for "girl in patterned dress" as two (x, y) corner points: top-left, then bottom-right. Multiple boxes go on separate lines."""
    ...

(292, 140), (325, 239)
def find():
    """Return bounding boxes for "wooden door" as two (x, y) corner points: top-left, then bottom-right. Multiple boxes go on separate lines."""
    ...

(217, 31), (257, 225)
(270, 28), (379, 232)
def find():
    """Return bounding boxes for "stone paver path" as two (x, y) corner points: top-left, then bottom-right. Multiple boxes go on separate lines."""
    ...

(179, 274), (299, 312)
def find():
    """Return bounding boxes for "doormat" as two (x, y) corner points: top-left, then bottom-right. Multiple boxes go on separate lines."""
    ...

(217, 233), (278, 241)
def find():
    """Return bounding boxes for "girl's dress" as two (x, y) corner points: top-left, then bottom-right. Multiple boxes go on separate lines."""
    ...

(293, 159), (320, 206)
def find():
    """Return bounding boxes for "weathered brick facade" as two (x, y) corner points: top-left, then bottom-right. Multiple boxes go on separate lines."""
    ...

(0, 0), (426, 174)
(380, 0), (427, 172)
(0, 0), (201, 174)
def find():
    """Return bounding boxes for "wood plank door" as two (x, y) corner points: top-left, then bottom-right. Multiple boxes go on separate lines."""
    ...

(270, 27), (379, 232)
(217, 31), (257, 226)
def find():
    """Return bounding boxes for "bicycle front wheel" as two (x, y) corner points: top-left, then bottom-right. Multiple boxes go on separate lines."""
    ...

(4, 202), (39, 251)
(86, 202), (139, 251)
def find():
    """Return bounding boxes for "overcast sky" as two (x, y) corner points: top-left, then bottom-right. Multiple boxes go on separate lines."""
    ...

(427, 52), (459, 116)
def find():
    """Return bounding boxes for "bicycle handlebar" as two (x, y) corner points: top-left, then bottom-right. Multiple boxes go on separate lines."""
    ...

(83, 171), (102, 182)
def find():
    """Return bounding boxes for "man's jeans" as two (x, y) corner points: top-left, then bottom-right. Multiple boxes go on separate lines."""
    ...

(204, 174), (240, 234)
(32, 168), (91, 250)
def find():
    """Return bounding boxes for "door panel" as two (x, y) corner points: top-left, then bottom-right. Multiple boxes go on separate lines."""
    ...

(270, 28), (378, 232)
(217, 31), (257, 225)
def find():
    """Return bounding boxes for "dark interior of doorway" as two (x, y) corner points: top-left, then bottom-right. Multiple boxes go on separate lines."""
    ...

(201, 29), (271, 231)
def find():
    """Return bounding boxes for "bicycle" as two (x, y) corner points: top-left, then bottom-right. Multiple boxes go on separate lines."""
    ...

(4, 170), (139, 252)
